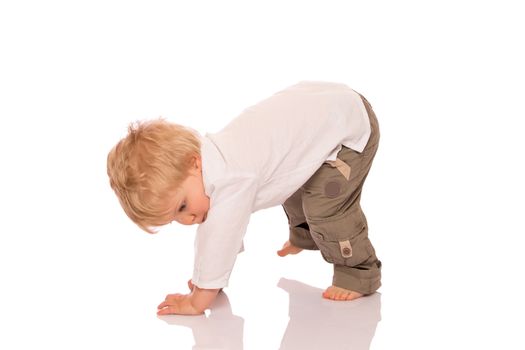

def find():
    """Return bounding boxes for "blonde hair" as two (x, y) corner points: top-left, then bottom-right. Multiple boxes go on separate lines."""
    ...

(107, 118), (201, 233)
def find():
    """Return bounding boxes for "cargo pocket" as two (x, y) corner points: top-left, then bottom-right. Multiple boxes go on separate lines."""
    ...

(308, 209), (373, 267)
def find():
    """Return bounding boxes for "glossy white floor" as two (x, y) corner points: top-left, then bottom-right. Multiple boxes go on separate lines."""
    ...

(1, 1), (524, 349)
(3, 196), (525, 349)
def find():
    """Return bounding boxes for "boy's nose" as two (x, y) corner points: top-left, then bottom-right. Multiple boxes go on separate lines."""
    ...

(185, 214), (196, 225)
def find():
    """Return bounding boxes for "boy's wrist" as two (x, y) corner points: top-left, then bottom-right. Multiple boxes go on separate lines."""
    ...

(190, 286), (221, 313)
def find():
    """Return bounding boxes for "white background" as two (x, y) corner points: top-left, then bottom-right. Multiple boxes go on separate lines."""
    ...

(1, 1), (524, 349)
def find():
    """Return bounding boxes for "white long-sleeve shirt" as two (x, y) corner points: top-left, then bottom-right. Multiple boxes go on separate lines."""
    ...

(192, 81), (371, 288)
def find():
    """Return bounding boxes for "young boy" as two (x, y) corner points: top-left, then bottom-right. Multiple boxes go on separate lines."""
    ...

(107, 81), (382, 315)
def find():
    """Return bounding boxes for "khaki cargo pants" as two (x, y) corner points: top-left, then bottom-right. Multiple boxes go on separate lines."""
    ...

(282, 93), (381, 295)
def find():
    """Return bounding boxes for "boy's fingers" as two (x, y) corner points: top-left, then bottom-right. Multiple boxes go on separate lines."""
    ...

(158, 301), (169, 309)
(157, 306), (178, 315)
(158, 298), (182, 309)
(165, 293), (184, 301)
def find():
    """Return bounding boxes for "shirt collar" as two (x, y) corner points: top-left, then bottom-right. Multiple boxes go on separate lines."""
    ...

(199, 134), (226, 198)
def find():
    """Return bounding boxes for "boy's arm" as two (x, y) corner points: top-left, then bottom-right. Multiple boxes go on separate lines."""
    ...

(157, 286), (220, 315)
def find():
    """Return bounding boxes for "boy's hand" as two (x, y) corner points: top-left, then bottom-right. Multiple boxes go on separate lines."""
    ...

(157, 293), (202, 315)
(157, 284), (221, 316)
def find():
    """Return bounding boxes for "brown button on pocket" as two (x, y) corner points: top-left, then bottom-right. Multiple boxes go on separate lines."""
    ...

(339, 240), (353, 258)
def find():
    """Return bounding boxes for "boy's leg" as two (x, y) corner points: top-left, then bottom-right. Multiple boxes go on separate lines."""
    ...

(282, 189), (319, 250)
(302, 94), (382, 296)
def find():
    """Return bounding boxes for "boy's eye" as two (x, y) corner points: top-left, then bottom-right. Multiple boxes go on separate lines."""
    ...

(179, 203), (186, 212)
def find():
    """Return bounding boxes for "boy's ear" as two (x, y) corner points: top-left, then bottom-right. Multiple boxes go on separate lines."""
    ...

(191, 155), (202, 170)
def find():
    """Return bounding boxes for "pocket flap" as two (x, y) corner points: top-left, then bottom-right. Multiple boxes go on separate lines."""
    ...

(339, 240), (353, 258)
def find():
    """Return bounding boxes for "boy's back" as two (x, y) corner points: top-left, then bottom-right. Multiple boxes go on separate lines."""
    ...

(203, 80), (371, 209)
(195, 81), (372, 288)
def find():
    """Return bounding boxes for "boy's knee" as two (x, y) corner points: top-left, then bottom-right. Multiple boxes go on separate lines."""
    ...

(289, 222), (319, 250)
(308, 219), (373, 268)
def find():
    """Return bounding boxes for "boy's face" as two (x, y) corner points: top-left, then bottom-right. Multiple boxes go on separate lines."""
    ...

(165, 156), (210, 226)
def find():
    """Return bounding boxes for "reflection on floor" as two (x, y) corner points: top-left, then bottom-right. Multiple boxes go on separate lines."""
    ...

(159, 290), (244, 349)
(159, 278), (381, 349)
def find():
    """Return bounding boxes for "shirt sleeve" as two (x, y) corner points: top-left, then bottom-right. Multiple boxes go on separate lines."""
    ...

(191, 175), (258, 289)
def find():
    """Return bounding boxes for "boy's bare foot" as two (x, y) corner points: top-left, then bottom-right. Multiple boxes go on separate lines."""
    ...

(277, 240), (303, 257)
(322, 285), (363, 301)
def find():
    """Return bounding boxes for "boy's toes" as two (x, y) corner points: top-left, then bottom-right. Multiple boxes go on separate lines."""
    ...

(323, 285), (363, 301)
(276, 247), (288, 257)
(345, 291), (362, 301)
(277, 241), (303, 257)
